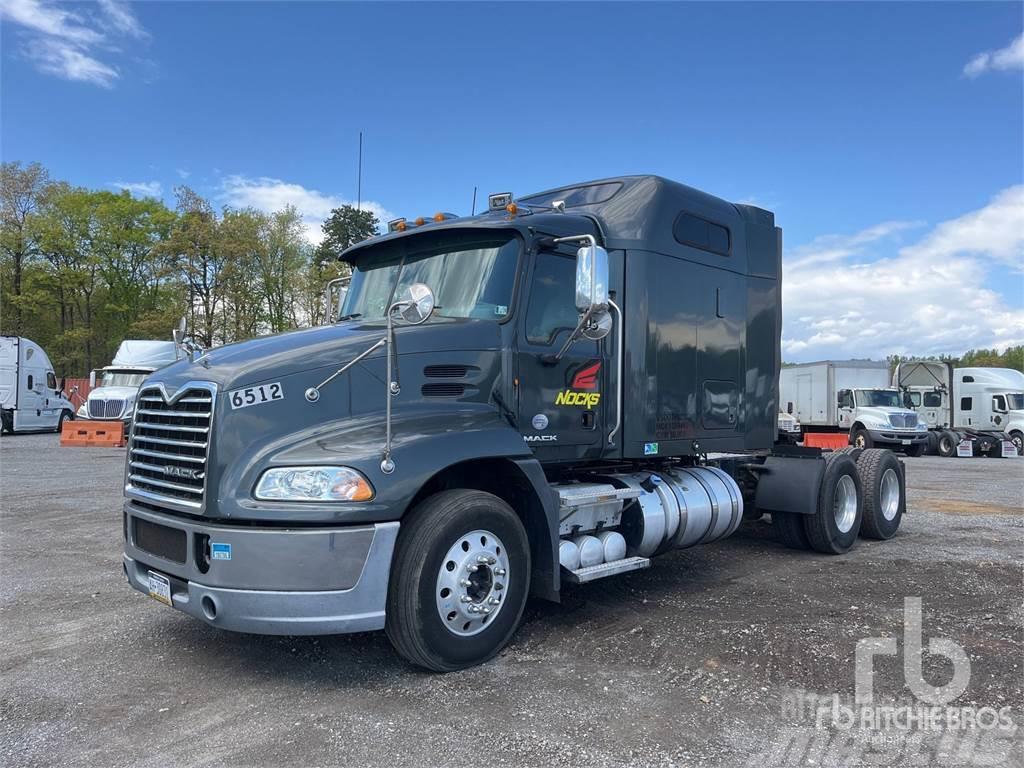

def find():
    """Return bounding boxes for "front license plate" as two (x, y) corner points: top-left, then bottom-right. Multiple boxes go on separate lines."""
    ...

(901, 439), (911, 445)
(148, 570), (172, 606)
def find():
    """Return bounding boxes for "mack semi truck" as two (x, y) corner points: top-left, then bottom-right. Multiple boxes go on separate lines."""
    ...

(121, 176), (908, 671)
(779, 360), (928, 454)
(894, 360), (1022, 457)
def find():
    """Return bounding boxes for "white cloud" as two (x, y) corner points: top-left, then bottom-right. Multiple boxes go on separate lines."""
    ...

(175, 168), (191, 180)
(782, 186), (1024, 361)
(110, 180), (162, 197)
(220, 175), (395, 244)
(1, 0), (147, 87)
(964, 33), (1024, 78)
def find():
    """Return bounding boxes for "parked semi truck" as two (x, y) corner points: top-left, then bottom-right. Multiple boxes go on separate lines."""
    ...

(780, 360), (928, 454)
(0, 336), (77, 434)
(79, 340), (180, 426)
(121, 176), (908, 671)
(894, 361), (1022, 457)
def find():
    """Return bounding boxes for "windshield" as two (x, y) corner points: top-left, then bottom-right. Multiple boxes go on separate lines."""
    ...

(855, 389), (902, 408)
(99, 370), (149, 388)
(340, 232), (519, 323)
(1007, 393), (1024, 410)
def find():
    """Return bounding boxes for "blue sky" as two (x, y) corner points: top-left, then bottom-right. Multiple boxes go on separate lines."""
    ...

(2, 1), (1022, 360)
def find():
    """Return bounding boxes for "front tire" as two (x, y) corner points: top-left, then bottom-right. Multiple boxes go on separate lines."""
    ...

(937, 430), (958, 457)
(55, 409), (72, 434)
(903, 443), (924, 457)
(1011, 431), (1024, 457)
(851, 428), (873, 449)
(857, 449), (904, 539)
(385, 489), (530, 672)
(804, 453), (863, 554)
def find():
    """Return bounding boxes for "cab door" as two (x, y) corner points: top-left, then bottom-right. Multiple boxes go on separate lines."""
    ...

(515, 250), (606, 460)
(837, 389), (855, 429)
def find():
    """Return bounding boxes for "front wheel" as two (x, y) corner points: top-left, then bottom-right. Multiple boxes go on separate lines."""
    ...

(937, 430), (958, 458)
(1011, 432), (1024, 457)
(851, 428), (873, 449)
(385, 489), (530, 672)
(55, 409), (72, 434)
(903, 443), (924, 457)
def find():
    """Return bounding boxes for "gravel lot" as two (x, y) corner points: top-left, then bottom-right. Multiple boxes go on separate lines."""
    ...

(1, 435), (1021, 767)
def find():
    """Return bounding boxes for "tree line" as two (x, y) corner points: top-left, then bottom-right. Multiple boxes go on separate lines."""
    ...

(887, 348), (1024, 375)
(1, 161), (378, 375)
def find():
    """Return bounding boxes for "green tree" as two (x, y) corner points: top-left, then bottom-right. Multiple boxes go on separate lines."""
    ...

(315, 205), (379, 262)
(1, 161), (52, 334)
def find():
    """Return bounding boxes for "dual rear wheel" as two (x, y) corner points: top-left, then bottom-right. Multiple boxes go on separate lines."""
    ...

(773, 448), (904, 553)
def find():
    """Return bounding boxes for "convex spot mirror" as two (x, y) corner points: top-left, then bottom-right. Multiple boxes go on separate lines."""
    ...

(394, 283), (435, 325)
(575, 245), (609, 314)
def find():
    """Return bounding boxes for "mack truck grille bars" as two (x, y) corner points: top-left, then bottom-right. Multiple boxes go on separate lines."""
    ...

(126, 383), (216, 510)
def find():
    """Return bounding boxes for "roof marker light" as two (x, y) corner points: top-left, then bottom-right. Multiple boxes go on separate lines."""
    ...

(387, 218), (407, 233)
(488, 192), (513, 212)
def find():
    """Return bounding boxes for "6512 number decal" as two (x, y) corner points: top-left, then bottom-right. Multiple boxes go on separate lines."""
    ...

(229, 382), (283, 409)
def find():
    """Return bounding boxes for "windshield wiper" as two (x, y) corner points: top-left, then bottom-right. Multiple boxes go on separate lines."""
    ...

(338, 312), (363, 322)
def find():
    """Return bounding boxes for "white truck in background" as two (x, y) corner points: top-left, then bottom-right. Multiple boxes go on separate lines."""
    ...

(894, 361), (1023, 457)
(0, 336), (77, 434)
(78, 340), (180, 426)
(780, 360), (929, 455)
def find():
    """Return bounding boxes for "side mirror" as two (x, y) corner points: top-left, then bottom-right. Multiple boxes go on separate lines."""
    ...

(172, 327), (185, 345)
(786, 402), (793, 415)
(89, 370), (96, 388)
(575, 245), (609, 314)
(394, 283), (435, 325)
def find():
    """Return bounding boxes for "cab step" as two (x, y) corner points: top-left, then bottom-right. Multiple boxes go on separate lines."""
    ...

(562, 556), (650, 584)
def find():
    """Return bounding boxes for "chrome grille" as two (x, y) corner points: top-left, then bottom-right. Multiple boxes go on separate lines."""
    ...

(127, 384), (215, 509)
(889, 413), (918, 429)
(89, 398), (126, 419)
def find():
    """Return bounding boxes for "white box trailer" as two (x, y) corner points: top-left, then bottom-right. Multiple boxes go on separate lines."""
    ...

(0, 336), (77, 434)
(780, 360), (929, 454)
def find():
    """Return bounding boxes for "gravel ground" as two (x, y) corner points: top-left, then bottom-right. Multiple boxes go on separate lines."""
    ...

(1, 436), (1021, 768)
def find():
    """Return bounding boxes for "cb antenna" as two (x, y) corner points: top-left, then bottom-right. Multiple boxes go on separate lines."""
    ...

(471, 186), (477, 215)
(356, 130), (363, 211)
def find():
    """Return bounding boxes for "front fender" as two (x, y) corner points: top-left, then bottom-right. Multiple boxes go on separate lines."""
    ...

(224, 404), (534, 524)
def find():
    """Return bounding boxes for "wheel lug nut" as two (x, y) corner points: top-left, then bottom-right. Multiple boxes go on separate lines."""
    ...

(495, 583), (504, 590)
(481, 607), (490, 615)
(488, 557), (496, 565)
(467, 564), (478, 572)
(488, 597), (500, 605)
(477, 555), (489, 564)
(494, 568), (506, 576)
(460, 595), (473, 603)
(459, 578), (471, 587)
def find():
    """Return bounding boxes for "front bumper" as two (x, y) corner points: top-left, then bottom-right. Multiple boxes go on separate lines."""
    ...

(866, 429), (929, 446)
(123, 502), (399, 635)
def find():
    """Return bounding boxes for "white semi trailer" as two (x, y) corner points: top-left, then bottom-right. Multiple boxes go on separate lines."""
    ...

(780, 360), (929, 455)
(0, 336), (77, 434)
(893, 361), (1022, 457)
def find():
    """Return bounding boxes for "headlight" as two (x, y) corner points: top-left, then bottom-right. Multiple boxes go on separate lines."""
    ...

(254, 466), (374, 502)
(77, 404), (88, 417)
(917, 422), (928, 431)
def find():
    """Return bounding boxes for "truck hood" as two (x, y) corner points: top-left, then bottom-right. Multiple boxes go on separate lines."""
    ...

(859, 406), (918, 423)
(88, 386), (140, 400)
(147, 318), (501, 394)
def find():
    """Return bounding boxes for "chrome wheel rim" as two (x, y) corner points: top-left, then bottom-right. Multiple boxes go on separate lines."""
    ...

(854, 434), (866, 448)
(833, 474), (858, 533)
(879, 468), (900, 521)
(1014, 435), (1023, 455)
(435, 529), (509, 637)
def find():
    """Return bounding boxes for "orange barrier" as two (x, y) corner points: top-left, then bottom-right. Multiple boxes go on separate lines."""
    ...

(60, 419), (126, 448)
(802, 432), (849, 450)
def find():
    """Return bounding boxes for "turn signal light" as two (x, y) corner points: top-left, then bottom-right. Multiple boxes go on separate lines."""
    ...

(433, 212), (446, 222)
(506, 203), (518, 216)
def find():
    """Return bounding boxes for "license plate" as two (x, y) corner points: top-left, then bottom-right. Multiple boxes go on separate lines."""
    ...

(229, 382), (283, 410)
(901, 439), (911, 445)
(148, 570), (172, 606)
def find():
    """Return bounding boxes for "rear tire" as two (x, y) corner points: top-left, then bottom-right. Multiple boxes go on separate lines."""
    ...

(903, 443), (924, 458)
(0, 409), (12, 434)
(937, 430), (958, 458)
(851, 428), (873, 449)
(924, 431), (939, 455)
(385, 489), (530, 672)
(772, 512), (810, 550)
(803, 453), (863, 554)
(856, 449), (904, 540)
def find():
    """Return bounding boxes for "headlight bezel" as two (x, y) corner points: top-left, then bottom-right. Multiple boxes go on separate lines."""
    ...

(254, 465), (375, 502)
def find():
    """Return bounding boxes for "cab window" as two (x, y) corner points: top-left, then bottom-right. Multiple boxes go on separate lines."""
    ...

(526, 252), (583, 345)
(27, 375), (34, 390)
(838, 390), (854, 409)
(923, 392), (942, 407)
(905, 391), (921, 407)
(993, 395), (1007, 412)
(47, 372), (57, 390)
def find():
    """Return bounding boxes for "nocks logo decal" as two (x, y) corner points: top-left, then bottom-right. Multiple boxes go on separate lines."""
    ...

(556, 360), (602, 408)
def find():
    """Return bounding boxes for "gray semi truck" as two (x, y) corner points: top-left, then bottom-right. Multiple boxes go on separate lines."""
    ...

(121, 176), (907, 671)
